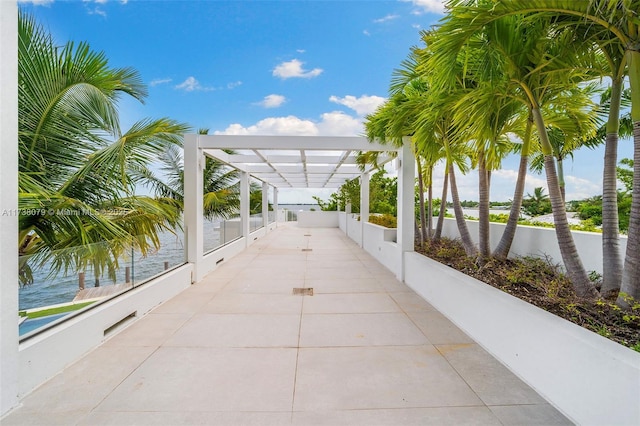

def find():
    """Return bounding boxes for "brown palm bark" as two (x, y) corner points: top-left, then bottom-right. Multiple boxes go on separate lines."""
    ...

(533, 107), (598, 299)
(478, 152), (490, 259)
(493, 154), (528, 259)
(449, 163), (477, 256)
(434, 168), (449, 241)
(619, 120), (640, 305)
(427, 167), (433, 239)
(557, 158), (566, 202)
(601, 78), (623, 297)
(416, 156), (427, 247)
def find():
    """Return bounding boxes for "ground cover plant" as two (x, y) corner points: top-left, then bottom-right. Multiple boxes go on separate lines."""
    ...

(19, 301), (95, 319)
(417, 237), (640, 352)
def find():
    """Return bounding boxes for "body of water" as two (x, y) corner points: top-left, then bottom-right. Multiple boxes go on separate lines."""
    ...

(18, 220), (225, 311)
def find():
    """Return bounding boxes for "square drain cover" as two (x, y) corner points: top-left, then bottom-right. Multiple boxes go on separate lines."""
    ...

(293, 287), (314, 296)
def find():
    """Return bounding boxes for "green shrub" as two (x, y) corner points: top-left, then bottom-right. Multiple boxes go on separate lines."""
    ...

(368, 214), (397, 228)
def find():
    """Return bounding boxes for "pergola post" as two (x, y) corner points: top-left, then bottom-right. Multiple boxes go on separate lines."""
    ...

(360, 172), (370, 248)
(262, 181), (269, 230)
(273, 187), (279, 225)
(184, 134), (204, 283)
(397, 138), (415, 281)
(240, 171), (250, 246)
(0, 0), (19, 416)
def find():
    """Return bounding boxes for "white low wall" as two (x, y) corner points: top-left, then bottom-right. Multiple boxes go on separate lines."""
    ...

(346, 214), (361, 243)
(338, 211), (347, 232)
(16, 223), (278, 401)
(440, 217), (628, 274)
(297, 211), (339, 228)
(404, 252), (640, 426)
(362, 222), (400, 276)
(18, 265), (192, 396)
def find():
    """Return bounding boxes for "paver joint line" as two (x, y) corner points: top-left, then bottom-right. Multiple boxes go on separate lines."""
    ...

(1, 224), (571, 426)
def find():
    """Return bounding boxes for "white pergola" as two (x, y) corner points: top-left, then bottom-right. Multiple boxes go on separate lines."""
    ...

(183, 134), (416, 282)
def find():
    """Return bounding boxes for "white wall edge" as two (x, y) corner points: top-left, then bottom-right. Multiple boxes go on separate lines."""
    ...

(17, 264), (193, 397)
(440, 217), (627, 274)
(297, 211), (339, 228)
(404, 252), (640, 426)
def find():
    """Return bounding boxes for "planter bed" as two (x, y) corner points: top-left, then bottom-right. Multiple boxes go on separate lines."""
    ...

(404, 252), (640, 426)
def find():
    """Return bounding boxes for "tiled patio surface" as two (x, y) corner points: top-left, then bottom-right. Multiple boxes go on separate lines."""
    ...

(2, 225), (572, 425)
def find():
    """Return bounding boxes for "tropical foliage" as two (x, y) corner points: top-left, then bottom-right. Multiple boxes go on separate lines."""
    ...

(362, 0), (640, 304)
(18, 12), (189, 284)
(314, 170), (397, 215)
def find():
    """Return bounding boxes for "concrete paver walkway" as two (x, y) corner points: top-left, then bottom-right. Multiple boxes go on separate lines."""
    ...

(2, 225), (572, 425)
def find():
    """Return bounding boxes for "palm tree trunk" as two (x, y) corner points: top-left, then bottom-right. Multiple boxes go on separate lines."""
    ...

(478, 151), (490, 259)
(434, 167), (449, 241)
(494, 117), (532, 259)
(557, 158), (566, 202)
(494, 155), (528, 259)
(601, 77), (623, 297)
(533, 107), (598, 299)
(416, 156), (427, 247)
(619, 51), (640, 305)
(449, 163), (477, 256)
(427, 166), (433, 239)
(619, 119), (640, 305)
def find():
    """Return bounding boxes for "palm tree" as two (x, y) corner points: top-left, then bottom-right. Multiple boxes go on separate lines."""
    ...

(528, 84), (603, 201)
(18, 11), (189, 284)
(522, 187), (552, 217)
(147, 128), (241, 220)
(451, 79), (525, 259)
(429, 9), (600, 298)
(412, 34), (478, 256)
(446, 0), (640, 308)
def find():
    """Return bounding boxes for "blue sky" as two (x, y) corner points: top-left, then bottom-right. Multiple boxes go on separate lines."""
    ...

(19, 0), (633, 203)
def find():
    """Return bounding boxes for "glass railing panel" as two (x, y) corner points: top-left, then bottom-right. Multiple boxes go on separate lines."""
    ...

(268, 186), (275, 223)
(133, 229), (186, 283)
(222, 215), (242, 245)
(203, 218), (222, 253)
(19, 227), (186, 339)
(249, 213), (262, 233)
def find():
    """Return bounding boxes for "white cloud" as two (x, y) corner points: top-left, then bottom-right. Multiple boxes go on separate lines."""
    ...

(227, 81), (242, 89)
(296, 49), (306, 54)
(175, 76), (214, 92)
(401, 0), (446, 15)
(18, 0), (54, 5)
(329, 94), (386, 116)
(373, 14), (400, 24)
(256, 94), (287, 108)
(150, 78), (172, 87)
(216, 116), (319, 136)
(564, 175), (601, 201)
(363, 30), (371, 36)
(317, 111), (362, 136)
(215, 111), (364, 137)
(272, 59), (323, 79)
(90, 7), (107, 17)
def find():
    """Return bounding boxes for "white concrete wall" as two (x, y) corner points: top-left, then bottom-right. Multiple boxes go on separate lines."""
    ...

(346, 214), (361, 244)
(0, 1), (19, 416)
(200, 221), (276, 280)
(297, 211), (339, 228)
(404, 252), (640, 426)
(362, 223), (399, 276)
(338, 211), (347, 232)
(18, 265), (192, 397)
(440, 217), (627, 274)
